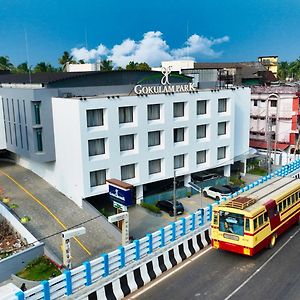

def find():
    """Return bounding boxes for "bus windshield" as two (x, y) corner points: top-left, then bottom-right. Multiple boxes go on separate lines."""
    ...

(219, 211), (244, 236)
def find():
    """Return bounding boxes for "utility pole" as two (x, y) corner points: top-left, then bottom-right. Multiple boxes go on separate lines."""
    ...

(173, 171), (177, 221)
(266, 114), (273, 174)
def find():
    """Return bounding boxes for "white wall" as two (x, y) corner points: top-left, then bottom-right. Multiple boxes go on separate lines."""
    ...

(152, 60), (195, 72)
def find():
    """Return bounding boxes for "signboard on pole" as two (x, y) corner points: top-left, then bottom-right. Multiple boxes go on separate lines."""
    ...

(113, 201), (127, 211)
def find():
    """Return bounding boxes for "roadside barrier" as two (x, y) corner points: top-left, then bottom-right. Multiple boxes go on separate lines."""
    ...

(13, 159), (300, 300)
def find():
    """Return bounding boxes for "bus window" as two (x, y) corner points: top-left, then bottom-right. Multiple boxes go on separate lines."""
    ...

(245, 218), (250, 231)
(219, 211), (244, 236)
(287, 197), (291, 206)
(291, 194), (295, 204)
(283, 199), (287, 209)
(254, 218), (258, 230)
(264, 212), (268, 222)
(213, 212), (218, 225)
(278, 202), (282, 212)
(258, 214), (264, 226)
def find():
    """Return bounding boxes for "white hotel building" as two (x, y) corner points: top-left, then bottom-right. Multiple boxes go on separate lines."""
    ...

(0, 70), (250, 207)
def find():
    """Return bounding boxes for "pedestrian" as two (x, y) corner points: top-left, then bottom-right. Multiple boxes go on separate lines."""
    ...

(20, 283), (27, 291)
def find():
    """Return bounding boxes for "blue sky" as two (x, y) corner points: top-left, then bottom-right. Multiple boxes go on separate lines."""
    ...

(0, 0), (299, 67)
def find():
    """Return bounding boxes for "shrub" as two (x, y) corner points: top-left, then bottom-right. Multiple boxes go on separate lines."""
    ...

(140, 202), (161, 214)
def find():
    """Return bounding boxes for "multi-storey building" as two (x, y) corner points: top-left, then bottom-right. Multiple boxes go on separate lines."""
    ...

(0, 70), (250, 207)
(250, 86), (300, 165)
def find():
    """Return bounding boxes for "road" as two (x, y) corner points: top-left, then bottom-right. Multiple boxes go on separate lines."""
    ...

(127, 225), (300, 300)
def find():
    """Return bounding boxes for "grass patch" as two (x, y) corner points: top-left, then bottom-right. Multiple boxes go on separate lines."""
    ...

(140, 202), (161, 214)
(230, 176), (245, 186)
(247, 168), (267, 176)
(17, 256), (61, 281)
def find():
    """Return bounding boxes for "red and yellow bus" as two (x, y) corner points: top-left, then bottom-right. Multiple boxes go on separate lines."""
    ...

(211, 176), (300, 256)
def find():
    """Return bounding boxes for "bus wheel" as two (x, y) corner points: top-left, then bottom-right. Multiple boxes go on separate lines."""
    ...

(268, 234), (276, 249)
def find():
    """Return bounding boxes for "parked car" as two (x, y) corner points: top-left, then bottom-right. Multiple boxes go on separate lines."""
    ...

(192, 172), (220, 182)
(156, 200), (184, 216)
(222, 184), (240, 193)
(202, 186), (232, 200)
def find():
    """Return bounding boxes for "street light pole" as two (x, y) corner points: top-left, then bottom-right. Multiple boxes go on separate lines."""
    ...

(173, 170), (177, 221)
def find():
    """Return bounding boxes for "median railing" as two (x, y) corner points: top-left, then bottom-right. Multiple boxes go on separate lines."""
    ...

(14, 159), (300, 300)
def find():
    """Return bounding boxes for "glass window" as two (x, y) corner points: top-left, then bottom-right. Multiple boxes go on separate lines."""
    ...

(36, 128), (43, 152)
(120, 134), (134, 151)
(218, 98), (227, 113)
(287, 197), (291, 206)
(278, 202), (283, 212)
(283, 199), (287, 209)
(173, 102), (185, 118)
(197, 100), (207, 115)
(245, 218), (250, 231)
(148, 131), (160, 147)
(87, 109), (103, 127)
(147, 104), (160, 120)
(258, 214), (264, 226)
(196, 150), (206, 164)
(270, 100), (277, 107)
(149, 159), (161, 175)
(264, 212), (268, 222)
(90, 169), (106, 187)
(219, 211), (244, 236)
(174, 154), (184, 169)
(217, 146), (226, 160)
(88, 138), (105, 156)
(121, 164), (135, 180)
(254, 218), (258, 230)
(119, 106), (133, 124)
(197, 124), (206, 139)
(174, 128), (184, 143)
(253, 100), (258, 106)
(218, 122), (227, 136)
(33, 101), (41, 125)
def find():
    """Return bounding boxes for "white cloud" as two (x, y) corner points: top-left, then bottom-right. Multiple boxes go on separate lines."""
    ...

(71, 31), (229, 67)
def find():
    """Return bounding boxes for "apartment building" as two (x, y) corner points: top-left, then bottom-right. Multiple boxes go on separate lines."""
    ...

(0, 70), (250, 207)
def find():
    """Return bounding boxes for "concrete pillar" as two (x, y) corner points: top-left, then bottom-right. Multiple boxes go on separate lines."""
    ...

(224, 164), (231, 178)
(136, 185), (143, 205)
(184, 174), (191, 187)
(241, 158), (247, 176)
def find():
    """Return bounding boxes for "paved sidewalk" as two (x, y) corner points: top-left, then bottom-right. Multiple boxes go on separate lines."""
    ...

(0, 161), (121, 269)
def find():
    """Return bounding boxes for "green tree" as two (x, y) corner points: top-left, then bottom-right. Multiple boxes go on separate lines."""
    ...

(78, 59), (85, 64)
(58, 51), (75, 71)
(277, 61), (289, 80)
(100, 59), (113, 71)
(137, 62), (151, 71)
(33, 62), (56, 73)
(15, 62), (30, 73)
(126, 61), (139, 70)
(0, 56), (14, 71)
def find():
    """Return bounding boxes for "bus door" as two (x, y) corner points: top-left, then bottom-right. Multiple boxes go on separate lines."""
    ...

(265, 200), (280, 231)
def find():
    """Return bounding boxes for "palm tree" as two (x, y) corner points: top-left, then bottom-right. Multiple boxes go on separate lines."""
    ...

(0, 56), (14, 71)
(100, 59), (113, 71)
(58, 51), (75, 71)
(137, 62), (151, 71)
(15, 62), (30, 73)
(277, 61), (289, 81)
(33, 62), (57, 73)
(126, 61), (139, 70)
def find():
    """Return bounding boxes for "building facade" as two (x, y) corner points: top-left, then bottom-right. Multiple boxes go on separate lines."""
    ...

(250, 86), (300, 165)
(0, 71), (250, 207)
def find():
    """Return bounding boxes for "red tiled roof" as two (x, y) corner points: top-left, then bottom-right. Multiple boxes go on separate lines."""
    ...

(250, 139), (289, 151)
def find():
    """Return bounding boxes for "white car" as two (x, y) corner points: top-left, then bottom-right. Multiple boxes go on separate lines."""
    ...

(202, 186), (231, 200)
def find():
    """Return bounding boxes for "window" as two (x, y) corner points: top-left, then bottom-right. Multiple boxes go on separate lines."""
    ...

(218, 122), (227, 136)
(36, 128), (43, 152)
(90, 170), (106, 187)
(174, 128), (184, 143)
(174, 154), (184, 169)
(149, 159), (161, 174)
(283, 199), (287, 209)
(254, 218), (258, 230)
(148, 131), (160, 147)
(258, 214), (264, 226)
(87, 109), (103, 127)
(245, 218), (250, 231)
(218, 98), (227, 113)
(270, 100), (277, 107)
(287, 196), (291, 206)
(33, 102), (41, 125)
(196, 150), (206, 164)
(217, 146), (226, 160)
(148, 104), (160, 120)
(120, 134), (134, 151)
(88, 138), (105, 156)
(197, 124), (206, 139)
(121, 164), (135, 180)
(197, 100), (207, 115)
(264, 212), (268, 222)
(253, 100), (258, 106)
(173, 102), (184, 118)
(271, 118), (276, 125)
(278, 202), (283, 212)
(119, 106), (133, 124)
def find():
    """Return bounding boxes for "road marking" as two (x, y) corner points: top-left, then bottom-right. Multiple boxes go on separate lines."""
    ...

(0, 169), (92, 256)
(224, 227), (300, 300)
(127, 246), (212, 299)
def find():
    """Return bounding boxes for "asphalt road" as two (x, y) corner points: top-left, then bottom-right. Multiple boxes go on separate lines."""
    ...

(127, 225), (300, 300)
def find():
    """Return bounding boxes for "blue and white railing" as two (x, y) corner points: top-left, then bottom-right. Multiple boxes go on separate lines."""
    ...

(14, 159), (300, 300)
